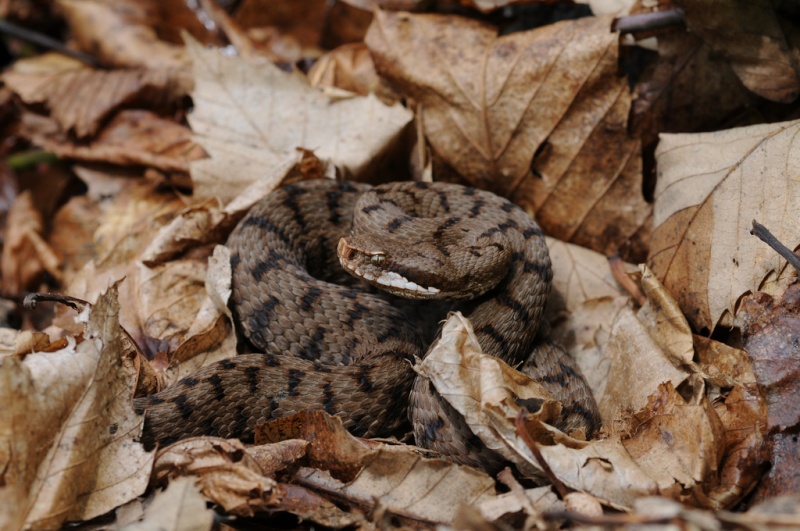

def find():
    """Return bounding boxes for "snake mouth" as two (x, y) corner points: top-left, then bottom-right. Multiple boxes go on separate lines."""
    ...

(337, 237), (441, 297)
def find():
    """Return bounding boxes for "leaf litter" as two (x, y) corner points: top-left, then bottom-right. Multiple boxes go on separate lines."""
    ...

(0, 1), (798, 529)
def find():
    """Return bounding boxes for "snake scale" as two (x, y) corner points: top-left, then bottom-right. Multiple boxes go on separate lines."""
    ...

(135, 180), (600, 470)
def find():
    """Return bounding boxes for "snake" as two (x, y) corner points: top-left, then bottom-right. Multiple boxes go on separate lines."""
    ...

(135, 180), (601, 470)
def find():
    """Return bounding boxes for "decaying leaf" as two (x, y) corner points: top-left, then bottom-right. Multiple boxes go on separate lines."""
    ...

(649, 119), (800, 331)
(153, 437), (278, 517)
(678, 0), (800, 103)
(186, 35), (413, 203)
(0, 284), (153, 530)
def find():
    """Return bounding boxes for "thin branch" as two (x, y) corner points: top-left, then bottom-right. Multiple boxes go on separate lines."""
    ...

(613, 8), (685, 34)
(24, 292), (91, 313)
(514, 408), (568, 499)
(0, 20), (101, 67)
(750, 220), (800, 274)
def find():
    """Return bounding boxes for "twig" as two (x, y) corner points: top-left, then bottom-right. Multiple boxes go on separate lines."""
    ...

(514, 408), (568, 500)
(0, 20), (101, 67)
(613, 8), (685, 34)
(750, 220), (800, 274)
(24, 292), (91, 313)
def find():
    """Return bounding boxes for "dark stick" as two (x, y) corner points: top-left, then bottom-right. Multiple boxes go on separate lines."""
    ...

(23, 292), (91, 313)
(515, 408), (568, 499)
(0, 20), (101, 67)
(750, 220), (800, 274)
(613, 8), (685, 34)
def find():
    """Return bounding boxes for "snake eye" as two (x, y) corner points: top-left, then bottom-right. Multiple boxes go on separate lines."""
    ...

(370, 254), (385, 266)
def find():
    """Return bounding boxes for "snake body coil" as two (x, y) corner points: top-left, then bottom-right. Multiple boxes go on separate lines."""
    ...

(136, 180), (600, 469)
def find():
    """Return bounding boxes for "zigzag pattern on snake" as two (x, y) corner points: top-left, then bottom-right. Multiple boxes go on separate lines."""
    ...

(134, 180), (600, 470)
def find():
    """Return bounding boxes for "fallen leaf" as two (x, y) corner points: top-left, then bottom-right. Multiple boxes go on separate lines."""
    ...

(677, 0), (800, 103)
(19, 110), (205, 175)
(367, 11), (650, 259)
(152, 437), (277, 517)
(0, 284), (154, 530)
(1, 190), (61, 296)
(308, 42), (400, 104)
(2, 53), (187, 138)
(122, 477), (213, 531)
(648, 119), (800, 331)
(185, 35), (413, 202)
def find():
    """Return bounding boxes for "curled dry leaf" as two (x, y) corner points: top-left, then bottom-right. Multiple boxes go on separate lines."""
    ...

(678, 0), (800, 103)
(0, 190), (61, 296)
(0, 284), (153, 530)
(185, 36), (413, 203)
(366, 11), (650, 259)
(122, 477), (213, 531)
(649, 119), (800, 331)
(2, 53), (187, 138)
(423, 270), (766, 509)
(152, 437), (277, 517)
(308, 42), (400, 104)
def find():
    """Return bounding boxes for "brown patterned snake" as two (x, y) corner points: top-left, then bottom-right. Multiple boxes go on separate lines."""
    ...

(135, 180), (600, 470)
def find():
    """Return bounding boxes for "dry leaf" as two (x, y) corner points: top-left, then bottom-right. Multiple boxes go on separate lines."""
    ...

(19, 110), (204, 174)
(737, 286), (800, 431)
(153, 437), (278, 517)
(366, 11), (650, 258)
(122, 477), (213, 531)
(56, 0), (201, 74)
(0, 284), (154, 530)
(649, 119), (800, 331)
(0, 190), (61, 295)
(632, 32), (757, 151)
(2, 53), (186, 138)
(185, 35), (413, 202)
(677, 0), (800, 103)
(308, 42), (400, 103)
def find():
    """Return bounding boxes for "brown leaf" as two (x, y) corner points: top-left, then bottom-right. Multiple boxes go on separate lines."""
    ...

(1, 190), (61, 296)
(56, 0), (205, 73)
(366, 11), (649, 257)
(677, 0), (800, 103)
(2, 53), (187, 138)
(308, 42), (400, 104)
(648, 119), (800, 331)
(185, 36), (413, 202)
(0, 284), (154, 530)
(737, 286), (800, 431)
(20, 110), (204, 175)
(152, 437), (278, 517)
(632, 32), (757, 150)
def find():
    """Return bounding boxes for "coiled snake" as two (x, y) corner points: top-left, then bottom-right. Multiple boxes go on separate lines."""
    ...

(136, 180), (600, 470)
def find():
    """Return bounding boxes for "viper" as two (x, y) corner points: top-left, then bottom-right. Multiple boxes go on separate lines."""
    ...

(135, 180), (600, 470)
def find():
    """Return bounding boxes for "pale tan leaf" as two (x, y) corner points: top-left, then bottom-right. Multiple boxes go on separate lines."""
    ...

(2, 53), (186, 138)
(296, 445), (497, 525)
(122, 477), (213, 531)
(649, 119), (800, 331)
(599, 306), (688, 421)
(185, 36), (413, 202)
(678, 0), (800, 103)
(0, 284), (153, 530)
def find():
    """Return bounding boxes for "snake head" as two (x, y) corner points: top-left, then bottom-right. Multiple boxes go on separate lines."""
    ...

(337, 235), (508, 301)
